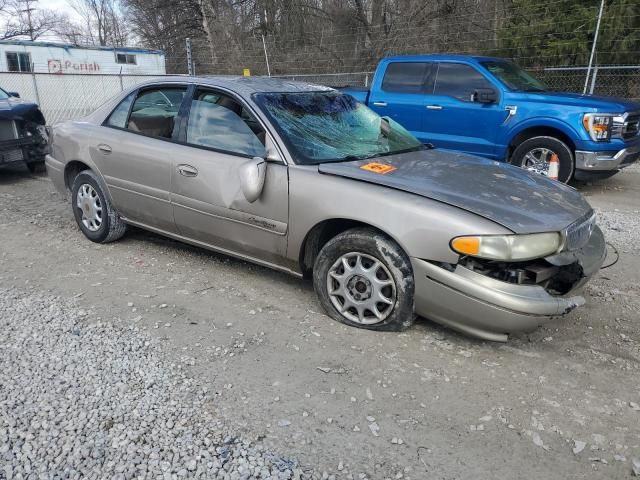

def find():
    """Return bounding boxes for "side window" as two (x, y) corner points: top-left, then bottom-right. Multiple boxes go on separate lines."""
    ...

(381, 62), (435, 93)
(434, 63), (494, 101)
(105, 92), (136, 129)
(186, 90), (266, 158)
(127, 86), (187, 139)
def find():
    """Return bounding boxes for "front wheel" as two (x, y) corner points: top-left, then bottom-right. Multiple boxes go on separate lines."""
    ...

(312, 228), (415, 332)
(511, 136), (574, 183)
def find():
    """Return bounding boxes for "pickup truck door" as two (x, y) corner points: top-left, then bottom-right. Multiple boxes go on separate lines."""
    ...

(367, 62), (436, 142)
(422, 62), (507, 159)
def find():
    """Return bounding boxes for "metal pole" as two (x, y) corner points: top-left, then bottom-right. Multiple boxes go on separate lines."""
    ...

(261, 34), (271, 77)
(584, 0), (604, 94)
(589, 66), (599, 94)
(119, 66), (123, 91)
(186, 37), (193, 76)
(30, 62), (41, 105)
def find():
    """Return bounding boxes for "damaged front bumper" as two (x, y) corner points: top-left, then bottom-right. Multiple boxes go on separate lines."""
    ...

(412, 226), (606, 342)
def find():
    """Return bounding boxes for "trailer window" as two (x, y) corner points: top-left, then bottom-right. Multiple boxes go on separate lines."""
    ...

(6, 52), (32, 72)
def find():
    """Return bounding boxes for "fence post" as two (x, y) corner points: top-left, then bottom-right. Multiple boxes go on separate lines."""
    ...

(30, 63), (41, 106)
(119, 66), (123, 91)
(584, 0), (605, 94)
(186, 37), (193, 76)
(589, 66), (599, 95)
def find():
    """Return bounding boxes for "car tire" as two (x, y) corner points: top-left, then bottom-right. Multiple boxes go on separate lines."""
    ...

(511, 136), (574, 183)
(313, 227), (415, 332)
(71, 170), (127, 243)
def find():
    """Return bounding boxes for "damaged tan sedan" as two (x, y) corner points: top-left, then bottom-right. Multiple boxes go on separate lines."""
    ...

(46, 77), (606, 341)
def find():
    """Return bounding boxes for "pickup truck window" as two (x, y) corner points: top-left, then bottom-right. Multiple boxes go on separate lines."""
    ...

(256, 91), (423, 165)
(434, 63), (494, 101)
(382, 62), (436, 93)
(480, 61), (547, 92)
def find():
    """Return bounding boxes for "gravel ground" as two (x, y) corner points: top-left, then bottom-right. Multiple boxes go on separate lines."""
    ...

(1, 163), (639, 479)
(0, 288), (305, 480)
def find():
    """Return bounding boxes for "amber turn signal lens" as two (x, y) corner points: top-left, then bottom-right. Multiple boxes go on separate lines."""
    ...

(450, 236), (480, 256)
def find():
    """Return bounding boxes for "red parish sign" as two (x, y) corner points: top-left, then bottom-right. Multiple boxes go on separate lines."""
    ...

(48, 59), (100, 74)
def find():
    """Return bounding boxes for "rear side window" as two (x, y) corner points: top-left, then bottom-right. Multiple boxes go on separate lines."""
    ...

(382, 62), (435, 93)
(105, 92), (136, 129)
(434, 63), (494, 101)
(126, 87), (187, 139)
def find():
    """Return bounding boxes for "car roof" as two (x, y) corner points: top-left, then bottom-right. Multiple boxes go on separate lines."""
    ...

(382, 54), (508, 63)
(139, 75), (334, 96)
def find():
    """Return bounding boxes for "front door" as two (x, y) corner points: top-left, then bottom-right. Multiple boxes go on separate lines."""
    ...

(170, 87), (289, 265)
(423, 62), (506, 158)
(92, 85), (188, 232)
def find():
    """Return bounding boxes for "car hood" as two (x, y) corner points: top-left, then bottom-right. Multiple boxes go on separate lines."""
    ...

(0, 97), (43, 122)
(513, 91), (640, 112)
(318, 149), (592, 234)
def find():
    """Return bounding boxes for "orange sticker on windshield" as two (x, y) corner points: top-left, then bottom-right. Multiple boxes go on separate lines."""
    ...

(360, 162), (397, 174)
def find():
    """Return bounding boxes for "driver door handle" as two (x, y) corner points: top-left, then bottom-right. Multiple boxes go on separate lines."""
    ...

(97, 144), (112, 154)
(372, 101), (387, 107)
(177, 164), (198, 177)
(426, 105), (443, 110)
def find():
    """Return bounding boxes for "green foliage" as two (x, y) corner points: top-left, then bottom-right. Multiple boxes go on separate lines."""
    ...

(496, 0), (640, 66)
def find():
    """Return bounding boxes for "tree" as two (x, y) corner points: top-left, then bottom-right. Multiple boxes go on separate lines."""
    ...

(496, 0), (640, 66)
(0, 0), (64, 40)
(67, 0), (129, 46)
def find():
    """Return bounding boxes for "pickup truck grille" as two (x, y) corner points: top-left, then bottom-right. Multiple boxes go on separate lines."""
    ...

(623, 113), (640, 139)
(565, 210), (596, 251)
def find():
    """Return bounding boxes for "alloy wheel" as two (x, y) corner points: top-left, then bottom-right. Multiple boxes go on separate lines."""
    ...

(326, 252), (397, 324)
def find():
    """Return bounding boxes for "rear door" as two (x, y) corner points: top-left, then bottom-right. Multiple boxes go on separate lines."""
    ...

(170, 86), (289, 265)
(368, 61), (436, 142)
(423, 62), (506, 158)
(92, 84), (188, 232)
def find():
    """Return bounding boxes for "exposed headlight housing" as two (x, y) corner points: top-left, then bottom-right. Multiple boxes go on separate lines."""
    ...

(450, 232), (561, 261)
(582, 113), (613, 142)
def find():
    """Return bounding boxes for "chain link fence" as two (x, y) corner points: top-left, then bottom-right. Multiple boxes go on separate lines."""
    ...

(0, 72), (175, 125)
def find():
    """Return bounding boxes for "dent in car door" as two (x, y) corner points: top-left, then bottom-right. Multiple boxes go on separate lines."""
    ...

(93, 85), (188, 231)
(368, 62), (436, 142)
(423, 63), (506, 158)
(170, 89), (289, 265)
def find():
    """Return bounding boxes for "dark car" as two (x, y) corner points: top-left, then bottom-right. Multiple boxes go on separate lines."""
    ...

(0, 87), (49, 172)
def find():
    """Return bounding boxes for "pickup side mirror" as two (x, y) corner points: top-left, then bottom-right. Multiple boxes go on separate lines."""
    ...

(7, 91), (20, 98)
(473, 88), (497, 104)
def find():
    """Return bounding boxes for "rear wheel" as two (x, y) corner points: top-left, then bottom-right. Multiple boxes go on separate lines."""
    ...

(313, 228), (415, 331)
(71, 170), (127, 243)
(511, 136), (574, 183)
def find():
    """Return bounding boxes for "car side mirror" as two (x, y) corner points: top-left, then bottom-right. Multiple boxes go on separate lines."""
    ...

(473, 88), (497, 104)
(8, 91), (20, 98)
(240, 157), (267, 203)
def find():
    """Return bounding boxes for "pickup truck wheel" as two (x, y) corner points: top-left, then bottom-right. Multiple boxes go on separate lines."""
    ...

(71, 170), (127, 243)
(511, 136), (574, 183)
(313, 227), (415, 332)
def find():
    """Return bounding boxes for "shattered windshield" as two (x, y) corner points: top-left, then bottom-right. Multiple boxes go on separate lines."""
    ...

(255, 91), (423, 164)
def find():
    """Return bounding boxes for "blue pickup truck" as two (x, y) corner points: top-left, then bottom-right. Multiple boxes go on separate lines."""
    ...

(342, 55), (640, 182)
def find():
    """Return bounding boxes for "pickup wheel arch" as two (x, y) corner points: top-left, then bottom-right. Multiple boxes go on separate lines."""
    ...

(507, 126), (576, 161)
